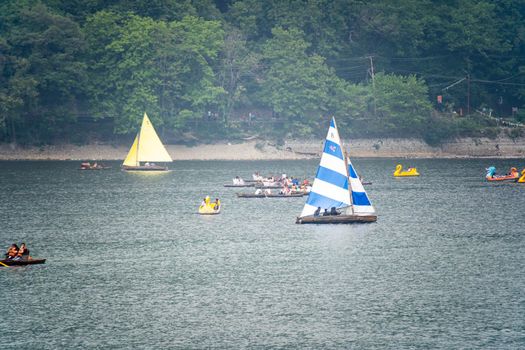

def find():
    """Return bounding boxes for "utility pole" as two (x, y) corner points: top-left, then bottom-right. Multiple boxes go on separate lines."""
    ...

(368, 55), (377, 117)
(467, 74), (470, 116)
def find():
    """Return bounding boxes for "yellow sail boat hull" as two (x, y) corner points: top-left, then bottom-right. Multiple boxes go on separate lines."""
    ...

(122, 113), (172, 171)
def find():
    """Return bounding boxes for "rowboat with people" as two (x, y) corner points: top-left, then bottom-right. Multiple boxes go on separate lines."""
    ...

(236, 192), (304, 198)
(485, 166), (519, 182)
(1, 243), (45, 267)
(224, 176), (255, 187)
(80, 162), (111, 170)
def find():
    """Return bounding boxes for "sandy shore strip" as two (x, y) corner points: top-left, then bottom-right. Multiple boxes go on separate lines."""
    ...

(0, 137), (524, 160)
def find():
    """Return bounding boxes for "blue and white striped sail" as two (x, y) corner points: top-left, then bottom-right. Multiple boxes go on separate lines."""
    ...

(300, 118), (351, 217)
(347, 157), (375, 215)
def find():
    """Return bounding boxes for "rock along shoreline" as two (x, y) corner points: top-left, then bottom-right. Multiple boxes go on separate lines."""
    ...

(0, 137), (524, 161)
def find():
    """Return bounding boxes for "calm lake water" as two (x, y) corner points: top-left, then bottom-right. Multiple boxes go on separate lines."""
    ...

(1, 159), (524, 349)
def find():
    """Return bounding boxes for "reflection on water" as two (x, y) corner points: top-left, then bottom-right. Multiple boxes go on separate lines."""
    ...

(0, 159), (524, 349)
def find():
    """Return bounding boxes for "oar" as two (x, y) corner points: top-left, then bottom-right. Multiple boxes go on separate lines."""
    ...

(0, 261), (9, 267)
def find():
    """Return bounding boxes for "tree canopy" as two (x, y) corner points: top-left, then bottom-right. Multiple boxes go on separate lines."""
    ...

(0, 0), (524, 145)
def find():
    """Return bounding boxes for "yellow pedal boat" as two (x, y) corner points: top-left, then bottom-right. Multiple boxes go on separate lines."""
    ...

(394, 164), (420, 177)
(198, 196), (221, 215)
(518, 169), (525, 183)
(198, 205), (221, 215)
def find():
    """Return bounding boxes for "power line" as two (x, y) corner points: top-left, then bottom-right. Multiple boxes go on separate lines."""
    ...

(471, 80), (525, 87)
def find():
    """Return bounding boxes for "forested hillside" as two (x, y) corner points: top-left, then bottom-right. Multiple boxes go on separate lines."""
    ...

(1, 0), (524, 145)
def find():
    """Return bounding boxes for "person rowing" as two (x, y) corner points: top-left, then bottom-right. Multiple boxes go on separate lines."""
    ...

(17, 243), (31, 260)
(5, 244), (19, 259)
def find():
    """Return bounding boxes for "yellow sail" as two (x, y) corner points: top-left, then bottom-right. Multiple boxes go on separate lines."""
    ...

(123, 134), (139, 167)
(122, 113), (172, 167)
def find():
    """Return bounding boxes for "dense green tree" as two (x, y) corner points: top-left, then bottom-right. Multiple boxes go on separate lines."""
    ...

(371, 73), (432, 136)
(258, 27), (346, 137)
(0, 0), (524, 145)
(0, 2), (86, 143)
(216, 27), (259, 124)
(0, 38), (38, 143)
(84, 12), (224, 135)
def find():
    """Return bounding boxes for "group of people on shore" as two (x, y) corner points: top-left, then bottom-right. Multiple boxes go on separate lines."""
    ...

(4, 243), (31, 261)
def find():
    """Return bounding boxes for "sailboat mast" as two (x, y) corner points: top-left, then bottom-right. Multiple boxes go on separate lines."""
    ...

(135, 131), (140, 167)
(343, 146), (354, 215)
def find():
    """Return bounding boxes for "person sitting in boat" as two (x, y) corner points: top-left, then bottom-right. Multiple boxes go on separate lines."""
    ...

(200, 198), (207, 207)
(17, 243), (30, 260)
(213, 198), (221, 210)
(280, 185), (290, 195)
(314, 207), (321, 216)
(5, 244), (19, 259)
(233, 176), (245, 185)
(330, 207), (341, 216)
(322, 209), (329, 216)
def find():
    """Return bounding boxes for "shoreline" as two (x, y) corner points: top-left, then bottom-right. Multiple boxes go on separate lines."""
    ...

(0, 137), (524, 160)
